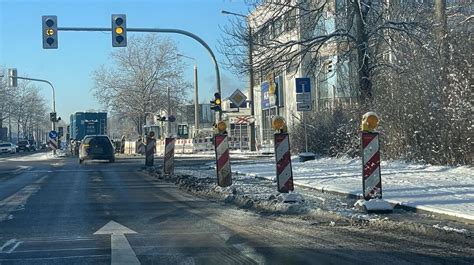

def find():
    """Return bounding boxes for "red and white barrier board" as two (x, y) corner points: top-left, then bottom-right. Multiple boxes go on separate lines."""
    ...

(274, 133), (294, 193)
(163, 138), (175, 175)
(215, 135), (232, 187)
(48, 137), (58, 150)
(361, 132), (382, 200)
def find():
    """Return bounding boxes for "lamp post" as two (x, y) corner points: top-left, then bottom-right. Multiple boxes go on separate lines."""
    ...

(221, 10), (256, 151)
(177, 53), (200, 137)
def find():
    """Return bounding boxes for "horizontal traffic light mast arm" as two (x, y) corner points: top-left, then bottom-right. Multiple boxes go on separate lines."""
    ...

(58, 26), (221, 120)
(15, 76), (56, 113)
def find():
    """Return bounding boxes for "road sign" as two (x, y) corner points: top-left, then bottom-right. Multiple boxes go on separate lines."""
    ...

(297, 103), (312, 111)
(229, 89), (247, 107)
(295, 78), (311, 93)
(230, 116), (255, 124)
(49, 130), (58, 139)
(295, 78), (312, 112)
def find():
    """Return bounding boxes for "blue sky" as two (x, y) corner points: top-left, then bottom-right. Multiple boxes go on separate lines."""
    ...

(0, 0), (249, 119)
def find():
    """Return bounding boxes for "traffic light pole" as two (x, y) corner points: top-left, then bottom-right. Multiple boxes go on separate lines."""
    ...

(14, 76), (56, 154)
(58, 26), (223, 122)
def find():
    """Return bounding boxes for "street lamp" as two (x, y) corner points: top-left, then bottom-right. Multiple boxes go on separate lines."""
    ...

(177, 53), (200, 137)
(221, 10), (256, 151)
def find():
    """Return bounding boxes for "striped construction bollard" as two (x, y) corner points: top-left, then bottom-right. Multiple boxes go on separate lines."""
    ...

(274, 133), (294, 193)
(163, 138), (175, 175)
(145, 136), (156, 167)
(49, 137), (58, 151)
(361, 131), (382, 200)
(215, 134), (232, 187)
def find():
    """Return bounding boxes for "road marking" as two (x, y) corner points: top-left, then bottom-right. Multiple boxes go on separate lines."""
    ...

(0, 175), (49, 222)
(0, 239), (22, 253)
(94, 220), (140, 265)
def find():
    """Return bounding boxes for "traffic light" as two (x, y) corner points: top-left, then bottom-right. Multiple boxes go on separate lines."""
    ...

(50, 112), (57, 122)
(42, 16), (58, 49)
(210, 92), (222, 112)
(325, 59), (333, 74)
(7, 68), (17, 87)
(112, 14), (127, 47)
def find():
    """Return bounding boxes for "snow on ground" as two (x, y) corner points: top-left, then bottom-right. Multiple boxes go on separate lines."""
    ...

(0, 152), (62, 162)
(231, 156), (474, 222)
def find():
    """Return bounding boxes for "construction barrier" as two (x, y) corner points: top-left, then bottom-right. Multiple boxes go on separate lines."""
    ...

(48, 137), (58, 150)
(228, 136), (249, 150)
(215, 135), (232, 187)
(274, 133), (294, 193)
(361, 131), (382, 200)
(163, 138), (175, 175)
(145, 137), (156, 167)
(193, 137), (214, 152)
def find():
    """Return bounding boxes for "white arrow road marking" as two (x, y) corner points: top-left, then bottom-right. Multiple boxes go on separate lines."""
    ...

(94, 220), (140, 265)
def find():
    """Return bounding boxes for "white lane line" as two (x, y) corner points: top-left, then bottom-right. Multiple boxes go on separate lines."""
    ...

(94, 220), (140, 265)
(0, 239), (22, 254)
(0, 175), (49, 222)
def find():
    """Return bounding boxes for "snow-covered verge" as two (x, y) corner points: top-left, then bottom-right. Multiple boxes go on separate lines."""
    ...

(0, 152), (62, 162)
(147, 166), (473, 238)
(231, 156), (474, 223)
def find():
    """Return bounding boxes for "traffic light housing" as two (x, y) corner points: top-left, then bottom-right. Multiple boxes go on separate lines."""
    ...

(210, 92), (222, 112)
(42, 16), (58, 49)
(7, 68), (17, 87)
(325, 59), (333, 74)
(50, 112), (57, 122)
(112, 14), (127, 47)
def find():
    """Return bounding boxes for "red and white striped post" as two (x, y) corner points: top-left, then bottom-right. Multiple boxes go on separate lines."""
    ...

(274, 133), (294, 193)
(163, 137), (175, 175)
(215, 134), (232, 187)
(360, 112), (382, 200)
(361, 132), (382, 200)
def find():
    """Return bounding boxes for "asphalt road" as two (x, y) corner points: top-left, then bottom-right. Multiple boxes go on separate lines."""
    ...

(0, 154), (472, 265)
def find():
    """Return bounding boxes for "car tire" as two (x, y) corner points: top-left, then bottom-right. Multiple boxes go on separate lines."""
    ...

(79, 159), (83, 164)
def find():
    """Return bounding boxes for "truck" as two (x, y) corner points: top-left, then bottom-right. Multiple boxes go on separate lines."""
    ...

(69, 112), (107, 141)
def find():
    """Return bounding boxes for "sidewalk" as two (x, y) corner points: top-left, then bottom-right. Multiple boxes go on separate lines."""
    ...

(231, 156), (474, 223)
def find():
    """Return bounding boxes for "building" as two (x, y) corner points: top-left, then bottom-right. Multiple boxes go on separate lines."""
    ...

(248, 0), (358, 147)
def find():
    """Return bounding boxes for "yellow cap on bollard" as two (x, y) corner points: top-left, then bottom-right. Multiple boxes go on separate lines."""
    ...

(217, 121), (227, 133)
(361, 112), (379, 132)
(272, 116), (286, 131)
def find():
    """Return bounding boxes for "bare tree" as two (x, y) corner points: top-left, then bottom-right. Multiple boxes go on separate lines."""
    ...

(220, 0), (426, 107)
(92, 34), (191, 134)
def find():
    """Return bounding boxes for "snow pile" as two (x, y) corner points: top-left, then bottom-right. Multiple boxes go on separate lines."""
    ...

(4, 152), (60, 162)
(232, 156), (474, 222)
(152, 168), (309, 215)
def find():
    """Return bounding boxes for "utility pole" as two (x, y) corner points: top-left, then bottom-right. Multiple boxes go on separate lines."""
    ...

(177, 53), (199, 137)
(167, 87), (172, 137)
(194, 65), (199, 136)
(221, 10), (256, 151)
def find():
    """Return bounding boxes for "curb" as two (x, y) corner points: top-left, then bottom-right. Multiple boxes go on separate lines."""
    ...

(230, 169), (474, 225)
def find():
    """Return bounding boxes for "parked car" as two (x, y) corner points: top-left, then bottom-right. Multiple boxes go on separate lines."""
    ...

(17, 140), (34, 152)
(79, 135), (115, 164)
(0, 142), (16, 154)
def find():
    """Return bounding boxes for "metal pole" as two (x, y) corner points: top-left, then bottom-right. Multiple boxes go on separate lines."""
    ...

(304, 111), (308, 153)
(59, 26), (222, 121)
(194, 65), (199, 136)
(167, 87), (171, 137)
(15, 76), (56, 154)
(248, 25), (256, 152)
